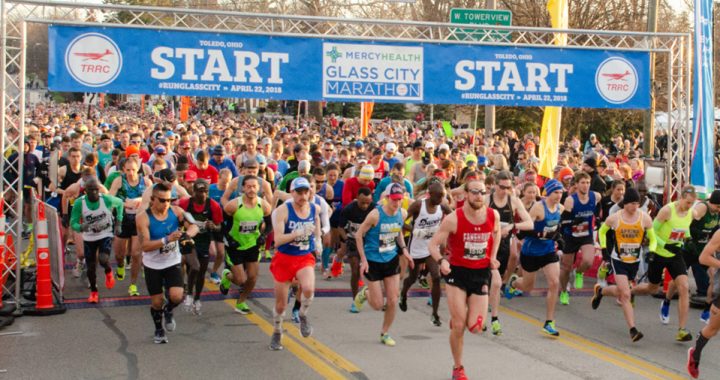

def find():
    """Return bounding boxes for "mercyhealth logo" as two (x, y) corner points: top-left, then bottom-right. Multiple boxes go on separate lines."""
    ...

(65, 33), (122, 87)
(595, 57), (638, 104)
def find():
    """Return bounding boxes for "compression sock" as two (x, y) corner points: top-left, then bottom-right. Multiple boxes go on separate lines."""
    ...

(272, 309), (285, 333)
(321, 247), (332, 271)
(300, 294), (314, 317)
(293, 299), (301, 313)
(164, 300), (180, 313)
(491, 316), (498, 322)
(150, 308), (163, 330)
(693, 332), (710, 362)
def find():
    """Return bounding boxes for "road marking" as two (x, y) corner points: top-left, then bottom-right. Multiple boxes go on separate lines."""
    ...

(205, 281), (362, 379)
(500, 306), (685, 380)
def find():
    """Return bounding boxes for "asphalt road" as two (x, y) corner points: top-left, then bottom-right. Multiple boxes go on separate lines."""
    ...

(2, 258), (717, 380)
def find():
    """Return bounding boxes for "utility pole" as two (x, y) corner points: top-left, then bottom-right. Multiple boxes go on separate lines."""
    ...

(643, 0), (658, 157)
(484, 0), (496, 139)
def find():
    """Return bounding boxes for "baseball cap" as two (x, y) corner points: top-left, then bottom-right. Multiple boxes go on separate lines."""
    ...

(125, 145), (140, 158)
(212, 145), (225, 156)
(261, 137), (272, 146)
(438, 143), (450, 152)
(256, 155), (267, 165)
(242, 159), (258, 168)
(425, 141), (436, 150)
(558, 167), (574, 182)
(290, 177), (311, 191)
(413, 141), (423, 150)
(356, 154), (368, 165)
(184, 170), (198, 182)
(709, 190), (720, 205)
(194, 179), (209, 192)
(355, 141), (364, 148)
(154, 168), (176, 182)
(154, 145), (166, 155)
(387, 183), (405, 200)
(477, 156), (488, 166)
(359, 165), (374, 180)
(465, 154), (478, 165)
(385, 142), (397, 153)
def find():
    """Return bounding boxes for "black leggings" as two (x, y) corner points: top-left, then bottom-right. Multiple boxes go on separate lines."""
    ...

(185, 250), (210, 300)
(401, 256), (441, 315)
(84, 237), (112, 292)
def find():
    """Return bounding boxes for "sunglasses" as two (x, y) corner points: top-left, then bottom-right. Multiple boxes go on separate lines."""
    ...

(467, 188), (486, 195)
(154, 197), (172, 203)
(498, 185), (512, 190)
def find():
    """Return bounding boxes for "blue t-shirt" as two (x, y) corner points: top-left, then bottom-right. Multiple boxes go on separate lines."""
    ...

(373, 177), (413, 204)
(208, 184), (224, 204)
(209, 157), (239, 178)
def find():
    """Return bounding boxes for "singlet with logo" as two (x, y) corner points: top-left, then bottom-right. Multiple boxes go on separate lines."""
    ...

(689, 202), (720, 249)
(142, 209), (181, 270)
(522, 200), (561, 256)
(611, 213), (645, 263)
(364, 207), (404, 263)
(447, 207), (495, 269)
(566, 192), (596, 239)
(409, 200), (444, 259)
(229, 198), (264, 250)
(277, 203), (316, 256)
(655, 202), (693, 258)
(80, 195), (115, 241)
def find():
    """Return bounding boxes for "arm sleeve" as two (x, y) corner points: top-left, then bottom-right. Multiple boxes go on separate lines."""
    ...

(598, 222), (610, 249)
(560, 210), (574, 236)
(646, 227), (658, 252)
(405, 180), (414, 199)
(70, 199), (83, 232)
(320, 198), (331, 235)
(106, 194), (125, 223)
(652, 219), (666, 248)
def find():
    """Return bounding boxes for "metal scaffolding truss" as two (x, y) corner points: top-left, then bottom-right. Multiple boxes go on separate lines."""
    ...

(1, 0), (691, 310)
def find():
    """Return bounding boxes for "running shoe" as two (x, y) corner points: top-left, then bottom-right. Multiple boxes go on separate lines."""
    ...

(630, 329), (644, 342)
(128, 283), (140, 297)
(399, 296), (407, 312)
(323, 270), (332, 280)
(597, 265), (609, 287)
(427, 296), (432, 306)
(72, 261), (83, 278)
(687, 347), (699, 379)
(234, 301), (251, 315)
(116, 266), (125, 281)
(192, 300), (202, 316)
(209, 272), (221, 285)
(270, 331), (283, 351)
(264, 250), (272, 261)
(349, 303), (359, 313)
(87, 291), (99, 304)
(591, 284), (604, 310)
(660, 300), (670, 324)
(299, 315), (313, 337)
(183, 295), (193, 312)
(105, 271), (115, 289)
(542, 321), (560, 337)
(419, 276), (429, 289)
(559, 291), (570, 305)
(431, 314), (442, 327)
(701, 309), (710, 324)
(452, 366), (468, 380)
(291, 309), (300, 324)
(219, 269), (231, 295)
(504, 274), (519, 299)
(164, 309), (176, 332)
(354, 285), (368, 312)
(574, 272), (584, 289)
(154, 329), (168, 344)
(380, 333), (396, 347)
(491, 320), (502, 335)
(676, 328), (693, 342)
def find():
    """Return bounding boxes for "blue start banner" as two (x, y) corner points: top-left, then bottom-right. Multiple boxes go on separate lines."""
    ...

(49, 25), (650, 109)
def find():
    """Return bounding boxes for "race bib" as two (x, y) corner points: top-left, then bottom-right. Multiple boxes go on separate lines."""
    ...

(239, 221), (258, 234)
(571, 221), (590, 238)
(463, 241), (487, 261)
(542, 224), (558, 239)
(668, 228), (687, 243)
(379, 232), (397, 253)
(618, 243), (641, 263)
(160, 241), (177, 255)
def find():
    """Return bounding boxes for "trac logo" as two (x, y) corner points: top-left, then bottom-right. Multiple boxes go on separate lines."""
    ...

(65, 33), (122, 87)
(595, 57), (638, 104)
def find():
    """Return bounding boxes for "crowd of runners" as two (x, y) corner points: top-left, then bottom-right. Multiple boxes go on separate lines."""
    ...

(15, 100), (720, 379)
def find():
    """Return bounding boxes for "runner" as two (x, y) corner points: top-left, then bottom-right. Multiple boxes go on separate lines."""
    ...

(631, 185), (698, 342)
(559, 172), (601, 305)
(400, 182), (452, 326)
(109, 158), (152, 296)
(269, 177), (320, 350)
(178, 179), (223, 315)
(506, 179), (565, 337)
(428, 177), (501, 380)
(486, 171), (533, 335)
(591, 188), (655, 342)
(687, 228), (720, 378)
(340, 187), (375, 312)
(220, 175), (272, 314)
(136, 183), (199, 344)
(70, 178), (124, 303)
(354, 183), (413, 346)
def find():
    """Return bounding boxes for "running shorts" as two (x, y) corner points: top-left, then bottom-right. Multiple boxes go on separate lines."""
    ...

(226, 244), (260, 266)
(83, 237), (113, 260)
(610, 259), (639, 281)
(563, 235), (594, 255)
(496, 236), (511, 276)
(646, 253), (687, 284)
(270, 252), (316, 283)
(520, 253), (560, 273)
(365, 255), (400, 282)
(116, 213), (137, 238)
(144, 264), (184, 296)
(444, 265), (491, 296)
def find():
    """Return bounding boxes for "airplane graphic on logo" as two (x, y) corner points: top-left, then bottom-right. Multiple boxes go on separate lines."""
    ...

(601, 70), (631, 81)
(73, 49), (113, 62)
